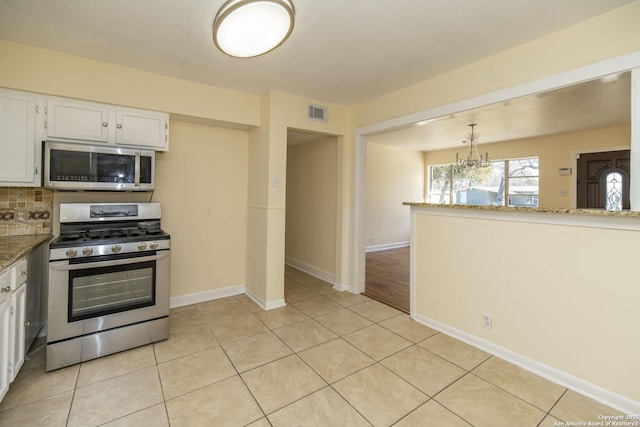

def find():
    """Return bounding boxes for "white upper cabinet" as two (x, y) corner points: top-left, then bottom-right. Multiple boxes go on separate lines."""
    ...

(0, 89), (40, 186)
(115, 108), (168, 149)
(46, 99), (109, 143)
(44, 96), (169, 151)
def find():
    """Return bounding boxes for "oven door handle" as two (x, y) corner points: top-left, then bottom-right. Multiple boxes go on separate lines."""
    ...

(49, 251), (170, 271)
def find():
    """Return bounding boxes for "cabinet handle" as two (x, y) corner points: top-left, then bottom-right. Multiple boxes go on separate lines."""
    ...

(117, 124), (122, 129)
(24, 321), (31, 327)
(1, 286), (9, 293)
(21, 270), (28, 276)
(102, 122), (108, 127)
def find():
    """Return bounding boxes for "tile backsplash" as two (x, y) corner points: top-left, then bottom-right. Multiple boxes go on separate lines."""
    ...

(0, 187), (52, 236)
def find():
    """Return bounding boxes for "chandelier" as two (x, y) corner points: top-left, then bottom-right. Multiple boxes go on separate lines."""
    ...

(455, 123), (491, 169)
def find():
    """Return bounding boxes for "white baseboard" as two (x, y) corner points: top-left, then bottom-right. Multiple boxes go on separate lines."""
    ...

(413, 313), (640, 416)
(169, 284), (245, 308)
(365, 241), (409, 253)
(170, 283), (287, 311)
(333, 282), (353, 292)
(285, 256), (336, 285)
(245, 287), (286, 311)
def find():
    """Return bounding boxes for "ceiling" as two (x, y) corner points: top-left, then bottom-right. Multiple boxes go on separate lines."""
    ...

(366, 71), (631, 151)
(0, 0), (634, 106)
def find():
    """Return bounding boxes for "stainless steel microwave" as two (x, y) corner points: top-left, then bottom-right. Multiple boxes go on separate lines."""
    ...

(44, 141), (155, 191)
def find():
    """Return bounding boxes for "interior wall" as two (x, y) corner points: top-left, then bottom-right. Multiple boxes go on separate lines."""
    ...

(0, 39), (259, 126)
(247, 91), (350, 306)
(423, 124), (630, 209)
(285, 137), (338, 278)
(366, 143), (424, 249)
(153, 120), (248, 300)
(412, 209), (640, 405)
(49, 120), (249, 302)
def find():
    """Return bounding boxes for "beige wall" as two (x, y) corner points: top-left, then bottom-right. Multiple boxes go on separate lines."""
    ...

(0, 40), (259, 127)
(48, 120), (249, 301)
(285, 137), (338, 276)
(246, 91), (350, 305)
(366, 143), (424, 248)
(412, 209), (640, 403)
(154, 120), (248, 299)
(424, 125), (631, 209)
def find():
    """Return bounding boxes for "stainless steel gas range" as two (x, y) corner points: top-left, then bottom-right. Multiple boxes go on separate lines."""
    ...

(46, 202), (170, 371)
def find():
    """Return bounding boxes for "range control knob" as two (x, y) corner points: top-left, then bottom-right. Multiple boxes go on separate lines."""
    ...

(66, 249), (77, 258)
(150, 242), (159, 250)
(111, 245), (122, 254)
(82, 247), (93, 256)
(137, 243), (147, 251)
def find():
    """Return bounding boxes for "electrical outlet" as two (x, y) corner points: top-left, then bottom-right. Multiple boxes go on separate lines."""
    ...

(482, 313), (493, 330)
(559, 189), (569, 197)
(204, 206), (214, 216)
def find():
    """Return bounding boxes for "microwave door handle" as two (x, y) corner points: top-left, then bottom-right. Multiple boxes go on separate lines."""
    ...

(50, 251), (169, 271)
(134, 151), (141, 187)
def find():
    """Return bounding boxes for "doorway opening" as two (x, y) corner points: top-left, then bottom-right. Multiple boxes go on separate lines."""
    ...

(284, 129), (340, 287)
(363, 142), (424, 313)
(364, 246), (410, 313)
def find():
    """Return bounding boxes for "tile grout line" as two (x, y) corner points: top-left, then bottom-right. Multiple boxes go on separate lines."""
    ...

(194, 303), (269, 425)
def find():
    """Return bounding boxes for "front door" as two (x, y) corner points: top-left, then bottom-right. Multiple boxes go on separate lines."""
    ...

(576, 150), (630, 210)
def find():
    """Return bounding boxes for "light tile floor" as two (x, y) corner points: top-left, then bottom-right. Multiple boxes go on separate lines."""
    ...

(0, 266), (625, 426)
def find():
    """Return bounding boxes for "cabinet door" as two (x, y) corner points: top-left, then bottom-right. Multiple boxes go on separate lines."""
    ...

(11, 259), (28, 292)
(0, 90), (37, 184)
(9, 283), (26, 383)
(115, 108), (168, 150)
(47, 99), (109, 143)
(0, 298), (11, 402)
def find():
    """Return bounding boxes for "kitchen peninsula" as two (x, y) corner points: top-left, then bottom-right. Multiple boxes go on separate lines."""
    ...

(404, 202), (640, 414)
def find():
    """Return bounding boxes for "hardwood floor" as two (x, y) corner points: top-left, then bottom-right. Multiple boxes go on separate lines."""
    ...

(364, 246), (410, 313)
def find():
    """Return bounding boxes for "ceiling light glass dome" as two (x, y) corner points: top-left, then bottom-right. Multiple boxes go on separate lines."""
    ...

(213, 0), (295, 58)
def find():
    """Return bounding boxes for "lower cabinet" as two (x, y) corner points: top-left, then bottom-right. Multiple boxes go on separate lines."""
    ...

(0, 297), (11, 402)
(10, 282), (26, 382)
(0, 260), (29, 403)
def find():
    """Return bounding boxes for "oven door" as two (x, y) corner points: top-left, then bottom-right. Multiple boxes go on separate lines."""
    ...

(47, 250), (169, 343)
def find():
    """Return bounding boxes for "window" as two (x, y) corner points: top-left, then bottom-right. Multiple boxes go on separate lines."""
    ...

(428, 157), (539, 207)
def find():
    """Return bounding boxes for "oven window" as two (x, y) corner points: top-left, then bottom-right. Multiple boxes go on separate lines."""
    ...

(68, 260), (156, 322)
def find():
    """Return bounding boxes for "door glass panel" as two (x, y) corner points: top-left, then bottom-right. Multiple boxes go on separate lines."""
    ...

(69, 261), (155, 321)
(606, 172), (623, 211)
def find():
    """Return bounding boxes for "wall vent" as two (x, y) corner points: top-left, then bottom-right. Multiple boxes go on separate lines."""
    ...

(307, 104), (328, 122)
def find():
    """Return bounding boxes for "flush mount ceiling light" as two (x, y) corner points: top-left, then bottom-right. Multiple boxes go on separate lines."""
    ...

(212, 0), (295, 58)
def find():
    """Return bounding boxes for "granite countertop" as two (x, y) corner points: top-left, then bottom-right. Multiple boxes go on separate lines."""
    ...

(0, 234), (52, 271)
(403, 202), (640, 218)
